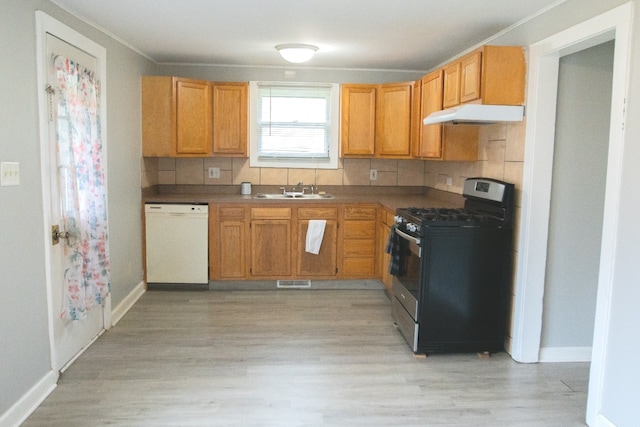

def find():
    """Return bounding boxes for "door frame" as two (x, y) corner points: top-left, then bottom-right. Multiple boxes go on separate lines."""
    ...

(35, 11), (111, 373)
(510, 2), (632, 425)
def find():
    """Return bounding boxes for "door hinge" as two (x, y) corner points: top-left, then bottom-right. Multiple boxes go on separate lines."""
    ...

(45, 84), (55, 122)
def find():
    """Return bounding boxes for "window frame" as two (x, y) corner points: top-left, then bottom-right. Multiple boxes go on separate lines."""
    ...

(249, 81), (340, 169)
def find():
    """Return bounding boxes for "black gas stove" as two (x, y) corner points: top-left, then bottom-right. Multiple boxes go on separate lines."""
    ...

(389, 177), (515, 354)
(395, 177), (514, 237)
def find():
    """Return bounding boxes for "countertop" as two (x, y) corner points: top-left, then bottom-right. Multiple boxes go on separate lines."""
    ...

(143, 185), (464, 212)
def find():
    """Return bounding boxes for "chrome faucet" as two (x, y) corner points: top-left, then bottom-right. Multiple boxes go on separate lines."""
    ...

(280, 182), (308, 195)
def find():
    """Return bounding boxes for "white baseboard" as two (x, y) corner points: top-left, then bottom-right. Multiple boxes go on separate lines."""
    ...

(0, 371), (57, 427)
(539, 346), (592, 362)
(0, 282), (146, 426)
(111, 280), (146, 326)
(594, 413), (616, 427)
(504, 335), (513, 356)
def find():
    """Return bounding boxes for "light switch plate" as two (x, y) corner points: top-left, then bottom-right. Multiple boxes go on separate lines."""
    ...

(369, 169), (377, 180)
(446, 177), (453, 186)
(1, 162), (20, 186)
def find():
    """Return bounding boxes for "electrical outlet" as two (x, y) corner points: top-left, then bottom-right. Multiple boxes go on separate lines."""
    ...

(370, 169), (377, 180)
(446, 177), (452, 186)
(1, 162), (20, 186)
(208, 167), (220, 179)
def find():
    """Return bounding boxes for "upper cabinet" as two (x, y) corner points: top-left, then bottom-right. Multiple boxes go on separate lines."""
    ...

(340, 84), (376, 157)
(442, 46), (526, 108)
(142, 76), (247, 157)
(142, 76), (212, 157)
(414, 70), (444, 158)
(212, 82), (248, 156)
(413, 45), (524, 161)
(375, 83), (413, 158)
(341, 82), (413, 158)
(413, 70), (478, 161)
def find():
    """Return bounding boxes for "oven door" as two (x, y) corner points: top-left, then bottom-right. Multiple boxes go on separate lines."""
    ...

(390, 227), (422, 351)
(391, 227), (421, 313)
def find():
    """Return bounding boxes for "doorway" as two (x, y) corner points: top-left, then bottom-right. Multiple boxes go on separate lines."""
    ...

(540, 40), (614, 362)
(36, 12), (111, 373)
(510, 3), (632, 425)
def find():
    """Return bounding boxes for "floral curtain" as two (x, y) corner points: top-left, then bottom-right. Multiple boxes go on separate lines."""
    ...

(53, 54), (111, 320)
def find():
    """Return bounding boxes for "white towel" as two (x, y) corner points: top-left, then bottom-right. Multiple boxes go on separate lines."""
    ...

(305, 220), (326, 255)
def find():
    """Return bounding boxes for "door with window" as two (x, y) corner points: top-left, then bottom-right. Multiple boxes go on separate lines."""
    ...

(44, 30), (110, 371)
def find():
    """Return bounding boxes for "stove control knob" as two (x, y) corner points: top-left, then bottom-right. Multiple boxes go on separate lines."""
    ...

(394, 215), (404, 224)
(406, 223), (418, 232)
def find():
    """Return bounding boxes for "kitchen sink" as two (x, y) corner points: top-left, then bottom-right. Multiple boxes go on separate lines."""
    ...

(253, 193), (335, 200)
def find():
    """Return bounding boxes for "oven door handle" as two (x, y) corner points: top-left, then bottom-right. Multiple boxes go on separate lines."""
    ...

(395, 227), (420, 246)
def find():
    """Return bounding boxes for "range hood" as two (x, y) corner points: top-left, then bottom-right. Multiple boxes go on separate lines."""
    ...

(423, 104), (524, 125)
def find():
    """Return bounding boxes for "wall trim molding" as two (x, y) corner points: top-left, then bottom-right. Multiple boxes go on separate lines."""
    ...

(111, 281), (146, 326)
(539, 346), (592, 363)
(0, 371), (56, 427)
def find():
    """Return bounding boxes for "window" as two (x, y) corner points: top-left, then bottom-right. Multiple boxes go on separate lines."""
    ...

(249, 82), (339, 169)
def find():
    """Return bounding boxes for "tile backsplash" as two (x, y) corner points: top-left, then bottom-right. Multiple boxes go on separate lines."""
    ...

(142, 121), (526, 203)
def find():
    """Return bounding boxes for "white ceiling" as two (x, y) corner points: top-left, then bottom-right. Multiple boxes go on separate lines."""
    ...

(52, 0), (564, 71)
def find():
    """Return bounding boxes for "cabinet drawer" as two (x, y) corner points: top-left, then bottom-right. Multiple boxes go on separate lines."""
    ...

(251, 207), (291, 220)
(219, 207), (245, 220)
(342, 258), (376, 277)
(343, 206), (377, 220)
(297, 207), (338, 220)
(343, 239), (375, 257)
(344, 220), (376, 239)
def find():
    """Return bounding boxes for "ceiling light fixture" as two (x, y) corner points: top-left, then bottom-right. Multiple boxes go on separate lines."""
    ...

(275, 44), (318, 63)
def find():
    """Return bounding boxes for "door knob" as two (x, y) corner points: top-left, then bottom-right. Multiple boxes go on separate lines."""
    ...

(51, 225), (70, 245)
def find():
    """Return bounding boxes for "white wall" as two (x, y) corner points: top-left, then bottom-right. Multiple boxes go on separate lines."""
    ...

(0, 0), (155, 420)
(157, 63), (424, 84)
(597, 2), (640, 423)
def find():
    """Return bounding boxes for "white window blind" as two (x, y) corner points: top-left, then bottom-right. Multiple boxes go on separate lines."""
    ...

(257, 83), (332, 160)
(250, 81), (339, 169)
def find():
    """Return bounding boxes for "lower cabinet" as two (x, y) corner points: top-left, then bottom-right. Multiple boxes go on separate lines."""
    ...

(378, 207), (395, 293)
(296, 207), (338, 278)
(217, 206), (247, 279)
(211, 203), (378, 281)
(250, 207), (292, 278)
(341, 205), (377, 278)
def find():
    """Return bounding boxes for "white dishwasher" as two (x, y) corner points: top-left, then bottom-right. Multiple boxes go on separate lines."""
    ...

(145, 203), (209, 284)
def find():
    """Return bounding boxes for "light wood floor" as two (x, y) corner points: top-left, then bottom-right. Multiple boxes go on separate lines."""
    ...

(24, 288), (589, 426)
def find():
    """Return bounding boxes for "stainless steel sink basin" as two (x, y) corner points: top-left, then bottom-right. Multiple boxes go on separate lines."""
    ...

(253, 193), (335, 200)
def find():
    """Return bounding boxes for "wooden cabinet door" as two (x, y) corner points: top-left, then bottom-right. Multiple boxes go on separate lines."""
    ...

(442, 62), (461, 109)
(142, 76), (173, 157)
(175, 78), (212, 155)
(213, 206), (247, 279)
(418, 70), (444, 159)
(297, 219), (338, 277)
(212, 82), (248, 156)
(219, 221), (246, 278)
(378, 221), (392, 293)
(296, 207), (338, 277)
(251, 220), (291, 277)
(375, 82), (413, 158)
(250, 208), (292, 277)
(340, 85), (376, 157)
(460, 51), (482, 104)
